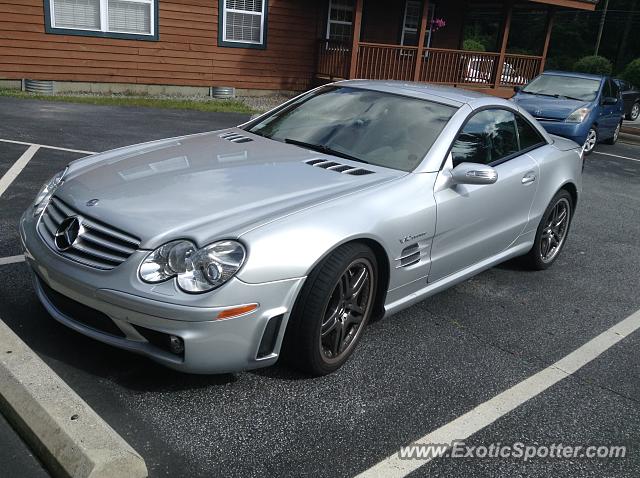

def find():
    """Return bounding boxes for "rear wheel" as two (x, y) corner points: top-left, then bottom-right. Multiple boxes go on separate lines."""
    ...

(582, 127), (597, 155)
(604, 122), (621, 145)
(284, 243), (377, 376)
(627, 101), (640, 121)
(522, 190), (573, 270)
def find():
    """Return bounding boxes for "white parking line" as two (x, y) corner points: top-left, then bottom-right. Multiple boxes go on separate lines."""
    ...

(0, 144), (40, 198)
(592, 151), (640, 163)
(356, 308), (640, 478)
(0, 255), (25, 266)
(0, 138), (95, 155)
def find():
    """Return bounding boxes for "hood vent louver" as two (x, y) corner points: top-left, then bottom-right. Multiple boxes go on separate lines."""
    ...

(219, 132), (253, 144)
(303, 159), (374, 176)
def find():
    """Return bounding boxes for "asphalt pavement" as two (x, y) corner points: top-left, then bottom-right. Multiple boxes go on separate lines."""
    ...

(0, 96), (639, 477)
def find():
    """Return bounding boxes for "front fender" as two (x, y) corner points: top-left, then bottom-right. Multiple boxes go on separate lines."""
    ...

(236, 173), (439, 290)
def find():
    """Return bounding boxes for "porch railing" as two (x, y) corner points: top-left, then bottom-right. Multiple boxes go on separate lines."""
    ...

(316, 40), (541, 88)
(316, 40), (351, 80)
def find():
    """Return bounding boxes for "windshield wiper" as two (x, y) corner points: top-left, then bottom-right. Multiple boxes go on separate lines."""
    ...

(283, 138), (370, 164)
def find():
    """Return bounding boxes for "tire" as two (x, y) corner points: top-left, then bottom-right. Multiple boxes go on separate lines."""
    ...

(604, 121), (621, 145)
(522, 189), (573, 270)
(283, 243), (377, 376)
(582, 127), (597, 155)
(626, 101), (640, 121)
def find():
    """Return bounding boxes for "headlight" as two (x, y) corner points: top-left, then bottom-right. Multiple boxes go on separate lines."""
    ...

(139, 240), (246, 293)
(566, 107), (590, 123)
(33, 167), (67, 217)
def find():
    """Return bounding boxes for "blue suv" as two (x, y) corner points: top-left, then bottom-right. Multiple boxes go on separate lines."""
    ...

(511, 71), (624, 154)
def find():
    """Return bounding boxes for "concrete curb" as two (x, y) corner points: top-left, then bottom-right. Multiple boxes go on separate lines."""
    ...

(619, 132), (640, 146)
(0, 320), (147, 478)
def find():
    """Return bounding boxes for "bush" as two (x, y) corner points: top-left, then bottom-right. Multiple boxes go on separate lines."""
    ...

(621, 58), (640, 87)
(572, 55), (613, 75)
(463, 39), (486, 52)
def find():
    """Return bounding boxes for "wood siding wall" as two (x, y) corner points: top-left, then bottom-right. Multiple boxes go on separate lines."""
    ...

(0, 0), (323, 91)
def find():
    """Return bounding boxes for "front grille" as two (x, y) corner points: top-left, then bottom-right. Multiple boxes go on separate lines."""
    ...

(38, 196), (140, 270)
(38, 277), (125, 338)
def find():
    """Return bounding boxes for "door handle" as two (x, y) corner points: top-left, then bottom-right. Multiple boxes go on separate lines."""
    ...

(521, 172), (536, 184)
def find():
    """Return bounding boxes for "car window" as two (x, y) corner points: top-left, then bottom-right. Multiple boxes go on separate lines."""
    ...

(602, 79), (612, 98)
(515, 115), (545, 150)
(522, 74), (601, 101)
(451, 109), (519, 167)
(610, 79), (620, 98)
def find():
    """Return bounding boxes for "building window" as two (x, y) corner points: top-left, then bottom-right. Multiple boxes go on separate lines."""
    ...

(45, 0), (157, 40)
(326, 0), (353, 43)
(400, 0), (435, 47)
(220, 0), (267, 48)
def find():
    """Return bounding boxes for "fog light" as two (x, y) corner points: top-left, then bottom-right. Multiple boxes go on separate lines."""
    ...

(169, 335), (184, 355)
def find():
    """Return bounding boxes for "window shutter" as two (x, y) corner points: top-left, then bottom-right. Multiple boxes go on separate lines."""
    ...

(224, 0), (264, 44)
(53, 0), (101, 29)
(108, 0), (151, 34)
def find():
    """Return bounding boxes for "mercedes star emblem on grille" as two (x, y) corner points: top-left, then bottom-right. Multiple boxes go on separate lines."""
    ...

(54, 216), (82, 251)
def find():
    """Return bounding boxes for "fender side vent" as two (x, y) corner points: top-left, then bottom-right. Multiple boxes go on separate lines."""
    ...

(219, 132), (253, 143)
(399, 244), (421, 267)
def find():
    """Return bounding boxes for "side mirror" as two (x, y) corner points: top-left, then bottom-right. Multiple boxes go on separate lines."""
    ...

(602, 96), (618, 105)
(513, 85), (522, 93)
(451, 162), (498, 185)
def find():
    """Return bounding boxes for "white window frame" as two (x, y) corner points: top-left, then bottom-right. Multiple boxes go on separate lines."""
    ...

(49, 0), (155, 37)
(325, 0), (354, 42)
(400, 0), (435, 48)
(221, 0), (267, 46)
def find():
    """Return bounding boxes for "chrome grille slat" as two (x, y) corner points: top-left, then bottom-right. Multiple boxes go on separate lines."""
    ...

(81, 230), (137, 255)
(37, 196), (140, 271)
(82, 221), (139, 247)
(74, 241), (128, 263)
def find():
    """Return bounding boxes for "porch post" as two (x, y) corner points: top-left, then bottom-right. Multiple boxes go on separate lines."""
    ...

(413, 0), (430, 81)
(494, 0), (513, 89)
(348, 0), (363, 79)
(539, 7), (555, 74)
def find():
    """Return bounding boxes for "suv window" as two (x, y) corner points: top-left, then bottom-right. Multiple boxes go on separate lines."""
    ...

(451, 109), (519, 166)
(602, 79), (612, 98)
(515, 115), (545, 150)
(610, 79), (620, 98)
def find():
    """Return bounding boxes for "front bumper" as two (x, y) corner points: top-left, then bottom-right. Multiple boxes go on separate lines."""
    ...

(20, 210), (305, 374)
(536, 120), (589, 147)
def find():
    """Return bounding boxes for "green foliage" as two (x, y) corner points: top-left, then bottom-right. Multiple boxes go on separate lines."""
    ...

(463, 39), (486, 52)
(573, 55), (613, 75)
(621, 58), (640, 87)
(0, 89), (255, 114)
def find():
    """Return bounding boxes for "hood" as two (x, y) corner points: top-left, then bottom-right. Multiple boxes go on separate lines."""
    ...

(56, 129), (402, 248)
(513, 94), (590, 120)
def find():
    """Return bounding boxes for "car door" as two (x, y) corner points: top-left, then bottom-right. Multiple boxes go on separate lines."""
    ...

(618, 80), (633, 114)
(599, 79), (621, 136)
(429, 109), (541, 282)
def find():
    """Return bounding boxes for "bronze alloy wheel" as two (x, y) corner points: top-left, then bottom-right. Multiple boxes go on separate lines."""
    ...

(319, 258), (375, 364)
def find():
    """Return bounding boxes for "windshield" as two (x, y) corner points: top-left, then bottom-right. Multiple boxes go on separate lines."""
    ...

(246, 86), (457, 172)
(522, 74), (601, 101)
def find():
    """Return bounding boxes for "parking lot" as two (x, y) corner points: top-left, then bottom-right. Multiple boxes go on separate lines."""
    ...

(1, 96), (639, 477)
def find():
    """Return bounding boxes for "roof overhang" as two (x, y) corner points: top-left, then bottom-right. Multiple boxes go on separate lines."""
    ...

(528, 0), (598, 11)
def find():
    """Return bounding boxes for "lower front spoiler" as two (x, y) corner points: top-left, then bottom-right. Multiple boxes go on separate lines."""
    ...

(31, 270), (304, 374)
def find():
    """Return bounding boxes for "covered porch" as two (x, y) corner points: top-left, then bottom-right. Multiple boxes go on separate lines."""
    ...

(315, 0), (597, 96)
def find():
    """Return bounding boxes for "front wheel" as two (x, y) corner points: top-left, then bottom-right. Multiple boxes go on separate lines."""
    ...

(283, 243), (377, 376)
(522, 190), (573, 270)
(582, 127), (597, 155)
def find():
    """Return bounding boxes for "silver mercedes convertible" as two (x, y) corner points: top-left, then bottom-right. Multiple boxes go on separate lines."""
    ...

(21, 81), (583, 376)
